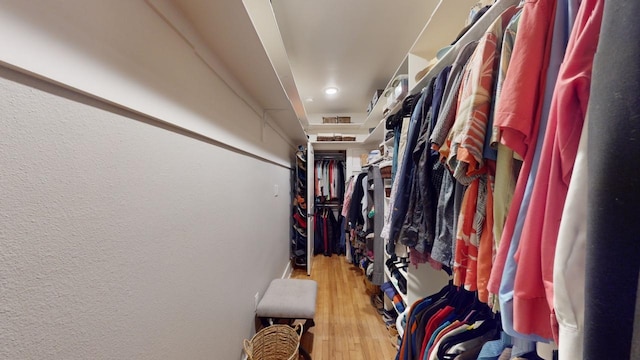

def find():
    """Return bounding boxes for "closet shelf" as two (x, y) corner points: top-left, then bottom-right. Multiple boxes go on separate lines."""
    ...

(409, 0), (479, 63)
(363, 118), (387, 145)
(410, 0), (521, 99)
(306, 123), (362, 131)
(384, 266), (408, 304)
(360, 56), (409, 131)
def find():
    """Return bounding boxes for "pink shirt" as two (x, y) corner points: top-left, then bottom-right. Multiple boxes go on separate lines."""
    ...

(513, 0), (603, 337)
(487, 0), (557, 296)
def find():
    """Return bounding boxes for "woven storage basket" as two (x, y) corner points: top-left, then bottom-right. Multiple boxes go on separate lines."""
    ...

(243, 324), (302, 360)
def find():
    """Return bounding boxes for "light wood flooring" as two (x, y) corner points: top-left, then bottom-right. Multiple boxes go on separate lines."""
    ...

(290, 255), (398, 360)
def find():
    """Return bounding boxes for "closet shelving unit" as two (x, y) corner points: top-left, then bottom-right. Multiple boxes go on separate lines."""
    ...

(292, 146), (309, 271)
(366, 164), (384, 286)
(361, 58), (409, 146)
(363, 0), (495, 147)
(383, 266), (408, 312)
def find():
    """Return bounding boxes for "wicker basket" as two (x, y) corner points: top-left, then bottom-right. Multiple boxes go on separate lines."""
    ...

(243, 324), (302, 360)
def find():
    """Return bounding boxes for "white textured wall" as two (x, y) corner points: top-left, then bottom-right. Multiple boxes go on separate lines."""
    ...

(0, 66), (291, 359)
(0, 0), (294, 166)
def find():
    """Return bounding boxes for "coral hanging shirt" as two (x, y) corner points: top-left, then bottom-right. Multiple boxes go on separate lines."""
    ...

(512, 0), (603, 338)
(487, 0), (557, 298)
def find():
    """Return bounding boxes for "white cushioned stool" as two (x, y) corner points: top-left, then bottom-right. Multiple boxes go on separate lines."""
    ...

(256, 279), (317, 360)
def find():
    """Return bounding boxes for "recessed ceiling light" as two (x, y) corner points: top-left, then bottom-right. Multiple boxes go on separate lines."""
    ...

(324, 87), (339, 95)
(305, 97), (314, 102)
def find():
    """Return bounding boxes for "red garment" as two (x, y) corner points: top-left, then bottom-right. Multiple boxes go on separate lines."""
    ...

(513, 0), (603, 338)
(477, 176), (495, 303)
(487, 0), (557, 296)
(427, 320), (464, 359)
(419, 306), (455, 360)
(453, 181), (479, 287)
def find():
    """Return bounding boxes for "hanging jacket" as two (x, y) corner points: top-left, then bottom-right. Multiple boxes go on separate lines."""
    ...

(348, 172), (367, 229)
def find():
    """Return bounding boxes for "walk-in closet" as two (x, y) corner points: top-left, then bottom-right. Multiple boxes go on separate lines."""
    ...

(2, 0), (639, 359)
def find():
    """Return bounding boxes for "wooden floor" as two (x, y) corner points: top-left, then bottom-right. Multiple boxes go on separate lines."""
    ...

(291, 255), (398, 360)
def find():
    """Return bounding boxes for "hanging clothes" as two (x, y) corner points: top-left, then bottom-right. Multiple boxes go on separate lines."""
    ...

(372, 1), (622, 357)
(399, 67), (450, 266)
(487, 0), (558, 299)
(395, 284), (498, 360)
(489, 0), (573, 344)
(446, 6), (520, 300)
(313, 207), (344, 256)
(314, 159), (345, 203)
(385, 91), (428, 244)
(429, 40), (479, 269)
(348, 172), (367, 230)
(511, 0), (602, 339)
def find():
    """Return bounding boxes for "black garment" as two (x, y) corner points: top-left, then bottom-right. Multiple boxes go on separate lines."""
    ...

(323, 210), (334, 256)
(327, 209), (340, 255)
(313, 212), (324, 255)
(585, 1), (640, 358)
(451, 5), (491, 45)
(336, 162), (345, 203)
(334, 214), (346, 255)
(348, 172), (367, 229)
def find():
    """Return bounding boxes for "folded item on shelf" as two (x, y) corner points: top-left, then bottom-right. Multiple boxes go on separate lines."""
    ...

(381, 281), (398, 300)
(392, 294), (405, 313)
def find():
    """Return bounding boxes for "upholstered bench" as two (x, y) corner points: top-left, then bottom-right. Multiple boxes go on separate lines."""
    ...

(256, 279), (318, 360)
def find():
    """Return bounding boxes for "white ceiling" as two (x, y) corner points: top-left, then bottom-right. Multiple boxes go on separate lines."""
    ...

(270, 0), (433, 121)
(171, 0), (438, 142)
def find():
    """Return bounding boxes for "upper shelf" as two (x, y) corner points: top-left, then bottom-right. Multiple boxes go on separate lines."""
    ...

(306, 123), (362, 131)
(410, 0), (521, 96)
(361, 1), (477, 146)
(410, 0), (479, 61)
(360, 56), (409, 132)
